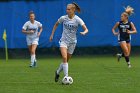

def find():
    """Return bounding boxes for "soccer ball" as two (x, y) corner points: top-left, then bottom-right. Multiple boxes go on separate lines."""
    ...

(62, 76), (73, 85)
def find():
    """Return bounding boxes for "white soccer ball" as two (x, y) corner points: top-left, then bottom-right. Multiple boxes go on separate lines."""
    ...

(62, 76), (73, 85)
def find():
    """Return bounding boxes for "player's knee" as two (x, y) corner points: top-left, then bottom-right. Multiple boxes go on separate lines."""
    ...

(31, 50), (35, 55)
(62, 55), (67, 62)
(124, 50), (129, 56)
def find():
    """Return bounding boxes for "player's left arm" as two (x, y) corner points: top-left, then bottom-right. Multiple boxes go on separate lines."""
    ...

(127, 22), (137, 34)
(78, 17), (88, 35)
(37, 22), (43, 37)
(80, 24), (88, 35)
(37, 26), (43, 37)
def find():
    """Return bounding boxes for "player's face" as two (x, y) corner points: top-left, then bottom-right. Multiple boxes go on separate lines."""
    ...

(121, 14), (127, 21)
(30, 14), (35, 21)
(66, 5), (75, 15)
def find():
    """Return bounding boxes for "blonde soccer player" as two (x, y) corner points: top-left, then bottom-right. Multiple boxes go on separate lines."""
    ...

(112, 6), (137, 68)
(22, 11), (43, 67)
(50, 2), (88, 82)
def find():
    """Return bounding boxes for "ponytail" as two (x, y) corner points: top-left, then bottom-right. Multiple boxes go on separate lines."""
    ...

(72, 2), (81, 13)
(124, 6), (134, 16)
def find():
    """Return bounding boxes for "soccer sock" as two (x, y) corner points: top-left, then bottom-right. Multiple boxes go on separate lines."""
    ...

(63, 63), (68, 77)
(121, 53), (125, 57)
(34, 55), (37, 62)
(125, 56), (130, 65)
(57, 63), (63, 74)
(31, 54), (35, 65)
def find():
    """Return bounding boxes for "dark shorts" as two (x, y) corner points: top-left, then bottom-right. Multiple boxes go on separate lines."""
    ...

(118, 37), (131, 43)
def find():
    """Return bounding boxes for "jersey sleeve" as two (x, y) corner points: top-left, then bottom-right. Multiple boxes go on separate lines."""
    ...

(77, 17), (85, 26)
(58, 16), (65, 24)
(22, 22), (28, 30)
(37, 22), (42, 28)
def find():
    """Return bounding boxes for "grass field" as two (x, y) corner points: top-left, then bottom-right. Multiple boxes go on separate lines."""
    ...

(0, 56), (140, 93)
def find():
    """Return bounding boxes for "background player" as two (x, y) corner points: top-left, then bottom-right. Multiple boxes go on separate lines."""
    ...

(22, 11), (43, 67)
(112, 6), (137, 68)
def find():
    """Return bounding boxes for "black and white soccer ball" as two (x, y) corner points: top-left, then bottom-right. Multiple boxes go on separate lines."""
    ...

(62, 76), (73, 85)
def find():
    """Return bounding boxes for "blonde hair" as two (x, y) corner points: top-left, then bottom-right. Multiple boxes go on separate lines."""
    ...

(123, 6), (134, 17)
(68, 2), (81, 13)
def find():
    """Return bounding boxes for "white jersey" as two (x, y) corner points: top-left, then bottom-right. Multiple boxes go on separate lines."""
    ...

(22, 20), (42, 38)
(58, 15), (85, 44)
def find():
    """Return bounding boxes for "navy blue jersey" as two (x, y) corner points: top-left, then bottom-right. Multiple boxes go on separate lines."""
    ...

(118, 21), (132, 43)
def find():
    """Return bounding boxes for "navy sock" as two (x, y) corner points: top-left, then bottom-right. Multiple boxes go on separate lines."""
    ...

(121, 53), (125, 57)
(125, 56), (130, 64)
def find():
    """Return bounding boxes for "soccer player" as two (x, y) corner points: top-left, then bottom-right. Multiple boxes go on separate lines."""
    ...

(22, 11), (43, 67)
(112, 6), (137, 68)
(50, 2), (88, 82)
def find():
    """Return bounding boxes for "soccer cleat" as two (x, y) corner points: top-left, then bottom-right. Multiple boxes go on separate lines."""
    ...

(30, 61), (34, 68)
(55, 71), (60, 82)
(116, 53), (122, 62)
(128, 64), (132, 68)
(29, 65), (33, 67)
(33, 61), (37, 67)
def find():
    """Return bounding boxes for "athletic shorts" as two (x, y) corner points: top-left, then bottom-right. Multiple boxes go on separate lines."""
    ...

(26, 37), (39, 46)
(118, 35), (131, 43)
(59, 41), (76, 54)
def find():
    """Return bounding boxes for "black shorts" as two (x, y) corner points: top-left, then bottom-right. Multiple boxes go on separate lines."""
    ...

(118, 37), (131, 43)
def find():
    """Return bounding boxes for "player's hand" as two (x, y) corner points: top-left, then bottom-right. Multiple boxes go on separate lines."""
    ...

(37, 32), (41, 37)
(127, 30), (131, 34)
(113, 32), (119, 36)
(49, 35), (53, 42)
(29, 30), (34, 34)
(80, 32), (86, 35)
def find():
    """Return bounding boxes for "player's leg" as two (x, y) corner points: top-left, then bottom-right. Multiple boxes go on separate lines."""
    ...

(28, 45), (32, 54)
(117, 38), (123, 62)
(117, 46), (125, 62)
(67, 43), (76, 62)
(60, 47), (68, 77)
(67, 53), (72, 62)
(55, 47), (68, 82)
(30, 44), (37, 67)
(33, 38), (39, 61)
(126, 42), (131, 68)
(28, 45), (34, 66)
(127, 43), (131, 56)
(55, 42), (68, 82)
(117, 38), (125, 62)
(27, 38), (34, 67)
(120, 41), (131, 67)
(31, 38), (39, 67)
(56, 42), (68, 74)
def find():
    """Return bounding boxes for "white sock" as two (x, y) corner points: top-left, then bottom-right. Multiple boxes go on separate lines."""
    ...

(57, 63), (63, 74)
(34, 55), (37, 62)
(63, 63), (68, 76)
(31, 55), (35, 65)
(128, 62), (131, 65)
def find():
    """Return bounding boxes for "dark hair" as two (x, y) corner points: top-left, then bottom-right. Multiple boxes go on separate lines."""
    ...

(29, 11), (35, 16)
(72, 2), (81, 13)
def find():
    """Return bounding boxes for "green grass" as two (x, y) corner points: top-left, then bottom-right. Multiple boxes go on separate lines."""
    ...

(0, 56), (140, 93)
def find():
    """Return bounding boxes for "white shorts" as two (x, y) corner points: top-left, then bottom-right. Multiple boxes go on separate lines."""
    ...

(26, 37), (39, 46)
(59, 41), (76, 54)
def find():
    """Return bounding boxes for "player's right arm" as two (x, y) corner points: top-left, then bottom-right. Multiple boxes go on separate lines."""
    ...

(22, 29), (34, 34)
(49, 21), (59, 42)
(112, 22), (119, 36)
(49, 16), (65, 42)
(22, 22), (34, 34)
